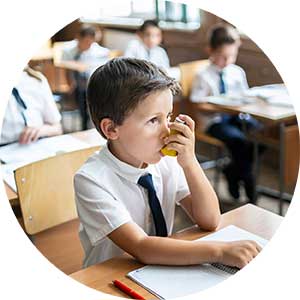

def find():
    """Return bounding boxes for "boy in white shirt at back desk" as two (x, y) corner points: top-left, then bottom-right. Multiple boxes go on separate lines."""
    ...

(74, 57), (260, 269)
(124, 20), (170, 70)
(190, 23), (262, 203)
(61, 25), (110, 130)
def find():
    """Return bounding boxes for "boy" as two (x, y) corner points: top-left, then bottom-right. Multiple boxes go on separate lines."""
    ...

(62, 25), (110, 130)
(74, 58), (260, 269)
(190, 23), (261, 202)
(124, 20), (170, 70)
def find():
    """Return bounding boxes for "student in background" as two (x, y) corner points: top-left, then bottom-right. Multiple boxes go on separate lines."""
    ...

(74, 58), (260, 268)
(190, 23), (262, 203)
(0, 67), (62, 145)
(61, 25), (110, 130)
(124, 20), (170, 70)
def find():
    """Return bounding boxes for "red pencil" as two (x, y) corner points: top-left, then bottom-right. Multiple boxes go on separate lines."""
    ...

(113, 279), (146, 300)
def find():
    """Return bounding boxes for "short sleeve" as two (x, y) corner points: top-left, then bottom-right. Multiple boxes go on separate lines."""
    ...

(124, 40), (139, 58)
(39, 75), (62, 124)
(161, 48), (170, 69)
(74, 172), (132, 246)
(190, 72), (211, 103)
(239, 68), (249, 90)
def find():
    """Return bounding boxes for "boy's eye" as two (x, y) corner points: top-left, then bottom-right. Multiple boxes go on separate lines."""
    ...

(149, 117), (158, 124)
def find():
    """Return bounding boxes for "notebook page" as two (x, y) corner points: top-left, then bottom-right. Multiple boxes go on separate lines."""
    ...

(127, 225), (268, 299)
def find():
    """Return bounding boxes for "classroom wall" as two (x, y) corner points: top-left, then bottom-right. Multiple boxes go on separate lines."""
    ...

(51, 14), (282, 87)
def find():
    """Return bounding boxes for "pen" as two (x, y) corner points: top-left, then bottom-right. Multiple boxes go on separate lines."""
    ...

(112, 279), (146, 300)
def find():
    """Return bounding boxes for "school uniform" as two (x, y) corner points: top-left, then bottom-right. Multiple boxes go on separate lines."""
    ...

(0, 71), (61, 145)
(124, 39), (170, 69)
(61, 40), (110, 77)
(74, 144), (190, 268)
(62, 40), (110, 130)
(190, 62), (261, 202)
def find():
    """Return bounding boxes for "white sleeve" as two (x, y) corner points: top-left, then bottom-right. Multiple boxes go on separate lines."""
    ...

(74, 172), (132, 246)
(124, 40), (139, 58)
(190, 72), (212, 103)
(39, 75), (61, 124)
(61, 48), (74, 61)
(161, 48), (170, 69)
(239, 67), (249, 90)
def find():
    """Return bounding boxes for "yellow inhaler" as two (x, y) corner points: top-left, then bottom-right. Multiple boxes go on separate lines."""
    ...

(161, 117), (185, 157)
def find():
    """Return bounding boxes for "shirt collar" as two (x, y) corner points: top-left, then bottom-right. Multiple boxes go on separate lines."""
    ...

(99, 143), (160, 184)
(209, 61), (232, 74)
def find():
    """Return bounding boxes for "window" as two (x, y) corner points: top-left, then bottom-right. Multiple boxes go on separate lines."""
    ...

(81, 0), (201, 30)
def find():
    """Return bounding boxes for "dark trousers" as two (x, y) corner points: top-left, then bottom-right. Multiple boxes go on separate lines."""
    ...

(75, 87), (88, 130)
(74, 72), (89, 130)
(207, 114), (262, 180)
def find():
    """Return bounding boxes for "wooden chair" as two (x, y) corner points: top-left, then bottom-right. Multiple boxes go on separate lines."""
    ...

(179, 60), (226, 191)
(109, 49), (123, 59)
(14, 146), (100, 274)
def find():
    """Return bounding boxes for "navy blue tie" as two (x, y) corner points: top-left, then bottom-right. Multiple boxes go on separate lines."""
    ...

(219, 71), (226, 94)
(12, 87), (28, 126)
(138, 174), (168, 237)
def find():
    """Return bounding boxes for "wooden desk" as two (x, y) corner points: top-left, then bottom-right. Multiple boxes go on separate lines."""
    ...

(196, 100), (295, 124)
(4, 129), (104, 203)
(54, 61), (88, 73)
(70, 204), (282, 299)
(194, 100), (297, 215)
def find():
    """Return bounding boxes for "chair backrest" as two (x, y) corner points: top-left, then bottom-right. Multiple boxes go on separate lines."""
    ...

(108, 49), (123, 59)
(179, 59), (209, 99)
(15, 146), (100, 235)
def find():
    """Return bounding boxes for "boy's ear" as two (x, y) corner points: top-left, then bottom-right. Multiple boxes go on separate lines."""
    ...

(100, 118), (119, 140)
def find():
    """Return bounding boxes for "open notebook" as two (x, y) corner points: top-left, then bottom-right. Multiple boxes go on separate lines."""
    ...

(127, 225), (268, 299)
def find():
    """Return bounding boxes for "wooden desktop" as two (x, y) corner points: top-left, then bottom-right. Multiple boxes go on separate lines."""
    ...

(70, 204), (283, 299)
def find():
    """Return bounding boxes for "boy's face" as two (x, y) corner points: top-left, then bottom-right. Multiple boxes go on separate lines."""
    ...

(78, 36), (95, 52)
(141, 26), (162, 49)
(209, 43), (239, 69)
(110, 89), (173, 168)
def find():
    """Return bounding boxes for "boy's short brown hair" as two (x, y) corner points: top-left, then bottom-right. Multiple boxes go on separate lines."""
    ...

(87, 58), (180, 138)
(79, 25), (96, 38)
(208, 23), (240, 50)
(139, 19), (160, 33)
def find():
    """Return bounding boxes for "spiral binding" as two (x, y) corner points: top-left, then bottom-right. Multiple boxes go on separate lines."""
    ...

(211, 263), (239, 275)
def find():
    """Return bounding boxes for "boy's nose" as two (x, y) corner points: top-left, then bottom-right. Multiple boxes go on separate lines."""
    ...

(160, 121), (170, 139)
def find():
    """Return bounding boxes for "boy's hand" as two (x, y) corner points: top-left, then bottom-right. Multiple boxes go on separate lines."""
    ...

(218, 240), (262, 269)
(164, 114), (197, 168)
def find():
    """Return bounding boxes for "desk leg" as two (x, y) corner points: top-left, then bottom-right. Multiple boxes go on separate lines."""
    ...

(279, 123), (285, 215)
(253, 138), (260, 204)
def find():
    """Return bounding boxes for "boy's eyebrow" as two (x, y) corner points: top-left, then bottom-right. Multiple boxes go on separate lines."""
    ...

(144, 111), (172, 117)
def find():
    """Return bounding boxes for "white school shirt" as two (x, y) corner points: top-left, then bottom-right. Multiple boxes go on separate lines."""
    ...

(190, 62), (249, 128)
(124, 39), (170, 69)
(61, 40), (110, 76)
(0, 71), (61, 145)
(74, 144), (190, 268)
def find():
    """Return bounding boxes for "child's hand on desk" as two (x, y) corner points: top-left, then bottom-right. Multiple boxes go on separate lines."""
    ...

(164, 114), (197, 169)
(19, 126), (42, 144)
(217, 240), (262, 269)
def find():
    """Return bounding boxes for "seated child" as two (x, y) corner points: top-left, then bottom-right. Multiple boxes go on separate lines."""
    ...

(124, 20), (170, 70)
(62, 25), (110, 130)
(190, 23), (262, 202)
(1, 66), (62, 145)
(74, 58), (261, 269)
